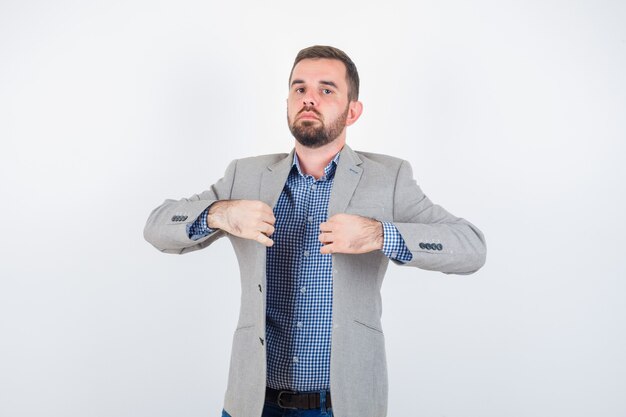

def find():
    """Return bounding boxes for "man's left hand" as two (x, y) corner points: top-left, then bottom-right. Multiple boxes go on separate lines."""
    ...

(319, 213), (383, 254)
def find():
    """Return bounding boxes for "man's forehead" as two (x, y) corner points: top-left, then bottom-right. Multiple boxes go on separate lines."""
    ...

(291, 58), (347, 84)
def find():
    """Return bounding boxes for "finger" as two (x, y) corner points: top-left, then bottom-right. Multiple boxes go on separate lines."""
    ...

(256, 233), (274, 247)
(262, 212), (276, 224)
(260, 212), (276, 225)
(319, 243), (335, 254)
(260, 223), (275, 236)
(318, 232), (333, 244)
(319, 221), (333, 232)
(259, 203), (276, 223)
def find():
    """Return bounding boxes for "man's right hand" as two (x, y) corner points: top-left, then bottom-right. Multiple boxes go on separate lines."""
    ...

(206, 200), (276, 247)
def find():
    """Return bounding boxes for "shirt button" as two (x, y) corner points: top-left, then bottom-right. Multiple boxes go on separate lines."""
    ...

(311, 184), (317, 191)
(303, 250), (310, 257)
(296, 321), (303, 328)
(308, 216), (314, 223)
(300, 286), (306, 294)
(293, 356), (298, 363)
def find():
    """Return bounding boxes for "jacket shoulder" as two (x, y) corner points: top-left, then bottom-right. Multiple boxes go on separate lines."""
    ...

(353, 150), (407, 174)
(235, 152), (290, 170)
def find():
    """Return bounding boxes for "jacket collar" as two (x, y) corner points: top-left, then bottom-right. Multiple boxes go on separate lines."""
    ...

(260, 144), (363, 216)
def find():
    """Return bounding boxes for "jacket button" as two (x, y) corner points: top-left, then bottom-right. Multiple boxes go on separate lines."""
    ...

(258, 284), (262, 293)
(259, 337), (264, 345)
(425, 243), (432, 250)
(436, 243), (443, 250)
(419, 243), (425, 249)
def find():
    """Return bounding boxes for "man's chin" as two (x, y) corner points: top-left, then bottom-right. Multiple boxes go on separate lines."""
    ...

(290, 122), (337, 148)
(294, 134), (338, 149)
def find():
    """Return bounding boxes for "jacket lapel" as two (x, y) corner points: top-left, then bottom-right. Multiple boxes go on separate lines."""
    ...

(328, 144), (363, 217)
(260, 144), (363, 215)
(260, 148), (295, 208)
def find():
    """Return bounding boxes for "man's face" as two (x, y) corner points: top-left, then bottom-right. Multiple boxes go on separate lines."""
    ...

(287, 58), (351, 148)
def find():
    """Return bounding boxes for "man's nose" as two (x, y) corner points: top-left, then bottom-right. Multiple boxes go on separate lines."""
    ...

(302, 92), (316, 106)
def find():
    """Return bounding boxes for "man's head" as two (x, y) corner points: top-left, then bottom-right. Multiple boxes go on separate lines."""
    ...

(287, 45), (363, 149)
(289, 45), (360, 102)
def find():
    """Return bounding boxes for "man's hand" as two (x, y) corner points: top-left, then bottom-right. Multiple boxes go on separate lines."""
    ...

(318, 213), (383, 254)
(207, 200), (276, 247)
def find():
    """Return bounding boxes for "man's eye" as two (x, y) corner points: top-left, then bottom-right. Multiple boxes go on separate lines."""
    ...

(322, 89), (332, 95)
(295, 88), (304, 93)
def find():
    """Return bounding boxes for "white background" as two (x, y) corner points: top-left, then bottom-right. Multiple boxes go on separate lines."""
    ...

(1, 1), (625, 416)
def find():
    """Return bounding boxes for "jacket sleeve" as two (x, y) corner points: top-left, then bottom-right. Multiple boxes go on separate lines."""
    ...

(392, 160), (487, 274)
(143, 159), (237, 254)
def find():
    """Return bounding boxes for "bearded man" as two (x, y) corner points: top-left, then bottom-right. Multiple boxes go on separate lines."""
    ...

(144, 45), (487, 417)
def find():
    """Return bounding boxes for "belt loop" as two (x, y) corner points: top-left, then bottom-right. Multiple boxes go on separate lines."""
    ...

(320, 390), (327, 413)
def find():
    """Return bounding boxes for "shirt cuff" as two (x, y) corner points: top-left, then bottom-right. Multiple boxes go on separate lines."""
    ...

(381, 222), (413, 264)
(187, 207), (216, 241)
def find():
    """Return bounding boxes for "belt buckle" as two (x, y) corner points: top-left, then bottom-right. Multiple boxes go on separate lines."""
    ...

(277, 390), (298, 410)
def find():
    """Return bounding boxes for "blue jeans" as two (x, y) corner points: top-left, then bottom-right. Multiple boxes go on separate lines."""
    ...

(221, 391), (333, 417)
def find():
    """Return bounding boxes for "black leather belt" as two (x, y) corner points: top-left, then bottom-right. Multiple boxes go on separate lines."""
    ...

(265, 387), (332, 410)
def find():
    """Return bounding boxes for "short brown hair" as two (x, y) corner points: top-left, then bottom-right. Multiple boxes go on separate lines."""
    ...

(289, 45), (360, 101)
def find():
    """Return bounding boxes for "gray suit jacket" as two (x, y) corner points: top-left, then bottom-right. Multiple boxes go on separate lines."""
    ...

(144, 144), (486, 417)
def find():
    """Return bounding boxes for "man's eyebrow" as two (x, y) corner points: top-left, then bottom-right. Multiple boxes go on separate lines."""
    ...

(290, 79), (340, 89)
(320, 80), (339, 89)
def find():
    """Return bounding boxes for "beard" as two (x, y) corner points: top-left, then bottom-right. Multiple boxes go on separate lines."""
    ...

(288, 104), (349, 148)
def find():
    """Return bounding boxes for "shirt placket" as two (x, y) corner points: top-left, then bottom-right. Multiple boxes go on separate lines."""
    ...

(293, 174), (316, 384)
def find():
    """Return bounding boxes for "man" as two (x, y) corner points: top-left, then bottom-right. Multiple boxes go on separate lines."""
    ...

(144, 45), (486, 417)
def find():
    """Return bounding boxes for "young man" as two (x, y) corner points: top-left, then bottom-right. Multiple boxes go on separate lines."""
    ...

(144, 45), (487, 417)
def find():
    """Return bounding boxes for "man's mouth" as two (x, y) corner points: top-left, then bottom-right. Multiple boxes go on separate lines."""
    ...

(297, 112), (320, 121)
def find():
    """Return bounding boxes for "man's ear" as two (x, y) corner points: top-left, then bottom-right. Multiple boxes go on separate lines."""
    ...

(345, 100), (363, 127)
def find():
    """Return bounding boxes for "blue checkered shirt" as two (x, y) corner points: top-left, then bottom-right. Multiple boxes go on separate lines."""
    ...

(188, 151), (412, 391)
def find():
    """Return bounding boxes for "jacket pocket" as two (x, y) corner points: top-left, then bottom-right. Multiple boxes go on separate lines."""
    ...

(353, 319), (383, 334)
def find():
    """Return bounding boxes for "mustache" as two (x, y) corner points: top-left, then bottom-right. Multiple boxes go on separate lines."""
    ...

(297, 106), (322, 118)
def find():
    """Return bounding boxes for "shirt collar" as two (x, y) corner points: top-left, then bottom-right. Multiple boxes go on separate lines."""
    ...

(292, 149), (342, 181)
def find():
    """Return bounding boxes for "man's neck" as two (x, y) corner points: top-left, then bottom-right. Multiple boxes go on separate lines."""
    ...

(294, 137), (346, 180)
